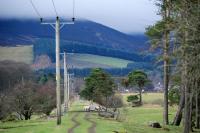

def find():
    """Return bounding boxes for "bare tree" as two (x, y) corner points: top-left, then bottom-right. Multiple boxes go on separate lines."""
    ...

(10, 81), (38, 120)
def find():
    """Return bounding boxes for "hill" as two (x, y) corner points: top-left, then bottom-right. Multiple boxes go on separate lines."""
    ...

(0, 19), (149, 53)
(0, 19), (155, 74)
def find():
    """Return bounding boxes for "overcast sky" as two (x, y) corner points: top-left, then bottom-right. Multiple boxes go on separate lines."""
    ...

(0, 0), (160, 33)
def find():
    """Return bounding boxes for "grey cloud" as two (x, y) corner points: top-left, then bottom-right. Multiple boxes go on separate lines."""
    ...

(0, 0), (160, 33)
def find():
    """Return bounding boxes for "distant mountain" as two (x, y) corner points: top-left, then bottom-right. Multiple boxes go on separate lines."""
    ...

(0, 19), (149, 53)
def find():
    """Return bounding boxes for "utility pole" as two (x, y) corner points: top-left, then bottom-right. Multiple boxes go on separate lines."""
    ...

(63, 52), (68, 113)
(29, 0), (75, 126)
(55, 16), (61, 125)
(67, 73), (70, 107)
(41, 17), (74, 125)
(69, 66), (74, 94)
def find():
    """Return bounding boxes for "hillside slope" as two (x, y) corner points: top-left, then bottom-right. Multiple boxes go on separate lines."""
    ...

(0, 19), (149, 53)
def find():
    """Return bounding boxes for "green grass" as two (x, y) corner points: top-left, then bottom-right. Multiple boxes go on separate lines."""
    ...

(70, 54), (133, 68)
(0, 46), (33, 64)
(122, 106), (182, 133)
(0, 93), (184, 133)
(122, 93), (164, 106)
(0, 46), (133, 68)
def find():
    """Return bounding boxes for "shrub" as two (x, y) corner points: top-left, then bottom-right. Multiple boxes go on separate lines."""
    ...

(0, 95), (12, 121)
(168, 85), (180, 106)
(37, 81), (56, 116)
(106, 94), (123, 108)
(10, 81), (38, 120)
(127, 95), (139, 103)
(127, 95), (141, 107)
(2, 115), (17, 122)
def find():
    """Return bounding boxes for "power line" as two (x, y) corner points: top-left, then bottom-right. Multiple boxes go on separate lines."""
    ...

(72, 0), (75, 21)
(29, 0), (42, 19)
(51, 0), (59, 17)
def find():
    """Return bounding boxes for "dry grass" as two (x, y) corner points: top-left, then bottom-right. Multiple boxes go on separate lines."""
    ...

(122, 92), (164, 106)
(0, 45), (33, 64)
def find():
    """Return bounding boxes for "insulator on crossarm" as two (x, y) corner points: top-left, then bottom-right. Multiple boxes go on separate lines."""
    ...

(72, 17), (75, 22)
(40, 18), (43, 23)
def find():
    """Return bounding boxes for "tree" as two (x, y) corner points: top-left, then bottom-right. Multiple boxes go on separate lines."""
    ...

(0, 61), (37, 121)
(0, 94), (12, 120)
(168, 85), (180, 106)
(147, 0), (200, 131)
(80, 68), (116, 110)
(37, 80), (56, 116)
(127, 95), (140, 107)
(128, 70), (149, 105)
(171, 1), (200, 132)
(121, 78), (129, 91)
(10, 81), (38, 120)
(121, 78), (129, 88)
(146, 0), (173, 125)
(0, 60), (33, 92)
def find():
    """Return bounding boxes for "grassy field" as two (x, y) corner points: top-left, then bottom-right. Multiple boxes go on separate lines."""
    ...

(0, 46), (133, 68)
(122, 93), (164, 105)
(0, 93), (184, 133)
(69, 54), (133, 68)
(0, 46), (33, 64)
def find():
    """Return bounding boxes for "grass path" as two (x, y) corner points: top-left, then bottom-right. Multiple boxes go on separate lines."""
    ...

(84, 112), (97, 133)
(67, 102), (91, 133)
(67, 112), (80, 133)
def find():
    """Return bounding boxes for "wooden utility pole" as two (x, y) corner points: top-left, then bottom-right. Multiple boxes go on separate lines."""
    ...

(29, 0), (75, 126)
(55, 16), (61, 125)
(41, 17), (74, 125)
(67, 73), (70, 107)
(63, 52), (68, 113)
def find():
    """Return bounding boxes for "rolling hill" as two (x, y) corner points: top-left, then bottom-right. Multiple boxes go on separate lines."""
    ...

(0, 19), (155, 73)
(0, 19), (149, 53)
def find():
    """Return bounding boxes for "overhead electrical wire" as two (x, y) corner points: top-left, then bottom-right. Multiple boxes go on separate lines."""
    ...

(51, 0), (59, 17)
(30, 0), (75, 22)
(29, 0), (42, 20)
(72, 0), (75, 22)
(72, 0), (75, 21)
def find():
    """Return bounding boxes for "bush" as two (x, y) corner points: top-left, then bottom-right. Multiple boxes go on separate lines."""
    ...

(107, 94), (123, 108)
(0, 95), (12, 121)
(2, 115), (17, 122)
(37, 81), (56, 116)
(10, 81), (38, 120)
(127, 95), (139, 103)
(127, 95), (141, 107)
(168, 85), (180, 106)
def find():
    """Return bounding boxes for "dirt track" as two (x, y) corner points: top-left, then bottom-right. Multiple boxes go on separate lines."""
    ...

(84, 112), (97, 133)
(68, 113), (80, 133)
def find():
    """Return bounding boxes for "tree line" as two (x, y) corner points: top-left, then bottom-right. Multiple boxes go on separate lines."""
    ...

(146, 0), (200, 132)
(33, 38), (153, 63)
(0, 61), (56, 121)
(37, 67), (153, 78)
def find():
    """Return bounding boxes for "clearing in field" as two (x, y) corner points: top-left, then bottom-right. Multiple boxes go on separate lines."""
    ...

(0, 46), (133, 68)
(69, 53), (133, 68)
(0, 45), (33, 64)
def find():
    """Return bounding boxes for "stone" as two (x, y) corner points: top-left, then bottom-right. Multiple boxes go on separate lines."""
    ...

(149, 122), (162, 128)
